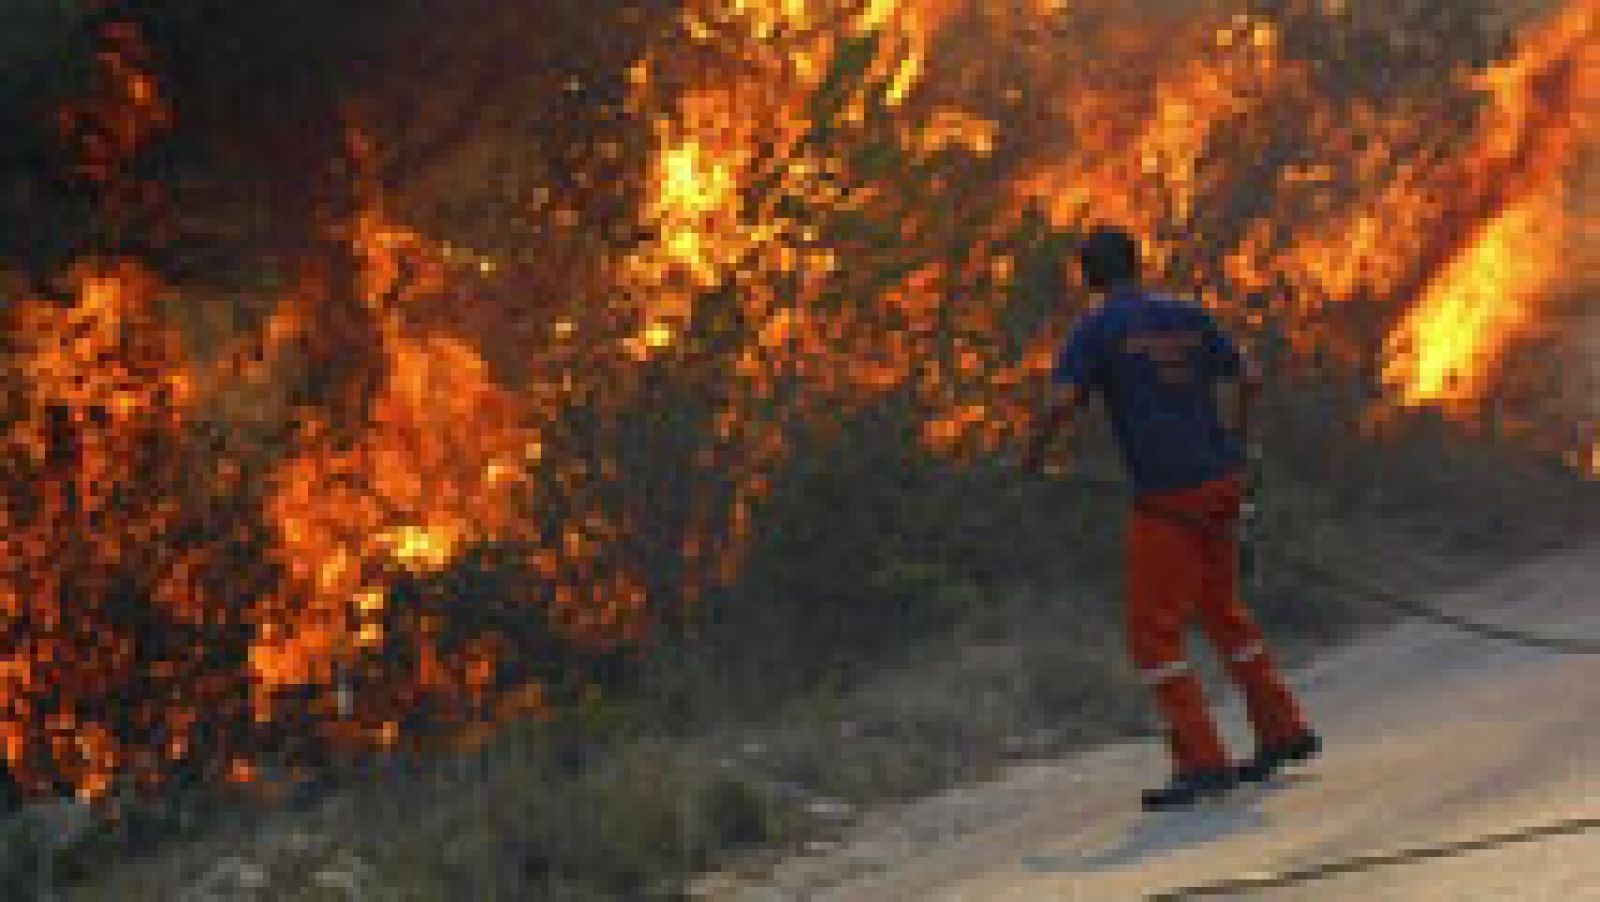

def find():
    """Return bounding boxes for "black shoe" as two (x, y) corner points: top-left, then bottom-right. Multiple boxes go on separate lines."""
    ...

(1236, 731), (1322, 783)
(1141, 767), (1238, 811)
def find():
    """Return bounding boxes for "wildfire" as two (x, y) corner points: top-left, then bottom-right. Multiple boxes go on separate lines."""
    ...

(1, 262), (219, 799)
(1384, 192), (1560, 406)
(1384, 1), (1597, 407)
(4, 0), (1597, 802)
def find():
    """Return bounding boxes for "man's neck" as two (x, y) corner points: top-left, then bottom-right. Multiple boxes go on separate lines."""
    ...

(1097, 279), (1141, 301)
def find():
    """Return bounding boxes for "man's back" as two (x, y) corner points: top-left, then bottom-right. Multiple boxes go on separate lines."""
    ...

(1053, 286), (1246, 494)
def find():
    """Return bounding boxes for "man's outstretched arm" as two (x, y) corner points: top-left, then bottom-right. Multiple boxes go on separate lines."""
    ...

(1027, 311), (1101, 473)
(1022, 382), (1089, 472)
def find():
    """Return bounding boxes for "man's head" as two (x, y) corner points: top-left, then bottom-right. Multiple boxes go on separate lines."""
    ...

(1077, 226), (1141, 291)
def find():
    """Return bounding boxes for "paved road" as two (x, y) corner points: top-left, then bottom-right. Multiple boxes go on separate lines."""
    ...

(740, 543), (1600, 900)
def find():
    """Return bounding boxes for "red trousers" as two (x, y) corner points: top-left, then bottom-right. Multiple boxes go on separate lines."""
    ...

(1125, 474), (1310, 773)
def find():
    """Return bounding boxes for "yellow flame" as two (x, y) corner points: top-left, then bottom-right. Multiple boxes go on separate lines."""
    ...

(379, 524), (462, 573)
(1384, 193), (1560, 406)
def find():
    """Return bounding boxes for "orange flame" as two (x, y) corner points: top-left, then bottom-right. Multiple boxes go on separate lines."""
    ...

(1384, 192), (1561, 406)
(1385, 2), (1597, 407)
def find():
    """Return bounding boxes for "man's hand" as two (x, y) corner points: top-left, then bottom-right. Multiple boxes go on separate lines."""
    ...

(1015, 452), (1068, 478)
(1021, 383), (1086, 476)
(1037, 457), (1073, 478)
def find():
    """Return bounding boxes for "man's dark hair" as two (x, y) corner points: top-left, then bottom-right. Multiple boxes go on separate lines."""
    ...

(1077, 226), (1140, 290)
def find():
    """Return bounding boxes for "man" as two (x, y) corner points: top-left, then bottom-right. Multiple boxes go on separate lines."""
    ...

(1023, 226), (1320, 810)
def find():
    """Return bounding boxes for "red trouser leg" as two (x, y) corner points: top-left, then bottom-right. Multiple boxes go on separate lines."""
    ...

(1126, 491), (1228, 774)
(1193, 477), (1312, 748)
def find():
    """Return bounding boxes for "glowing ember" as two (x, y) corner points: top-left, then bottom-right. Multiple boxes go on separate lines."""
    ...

(56, 21), (172, 189)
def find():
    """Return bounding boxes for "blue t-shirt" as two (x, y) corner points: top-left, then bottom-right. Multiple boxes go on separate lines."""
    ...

(1052, 287), (1246, 495)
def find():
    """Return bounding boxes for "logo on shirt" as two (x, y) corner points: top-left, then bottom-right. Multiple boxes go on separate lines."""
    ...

(1122, 330), (1200, 384)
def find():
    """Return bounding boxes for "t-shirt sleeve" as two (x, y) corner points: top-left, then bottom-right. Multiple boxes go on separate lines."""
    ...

(1052, 316), (1105, 391)
(1197, 311), (1243, 380)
